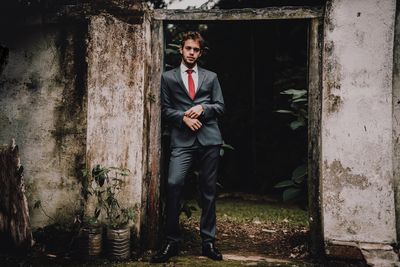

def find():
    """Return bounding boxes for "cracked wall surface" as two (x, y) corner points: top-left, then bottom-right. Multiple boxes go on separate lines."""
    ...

(322, 0), (397, 244)
(86, 14), (145, 232)
(0, 12), (146, 231)
(0, 24), (87, 228)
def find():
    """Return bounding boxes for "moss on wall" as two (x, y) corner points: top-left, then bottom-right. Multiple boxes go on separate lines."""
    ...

(0, 22), (88, 228)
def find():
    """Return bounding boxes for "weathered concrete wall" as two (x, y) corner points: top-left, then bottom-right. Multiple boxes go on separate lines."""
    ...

(0, 24), (87, 228)
(86, 14), (145, 232)
(322, 0), (396, 248)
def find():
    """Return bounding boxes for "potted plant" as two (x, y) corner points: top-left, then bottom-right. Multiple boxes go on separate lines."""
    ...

(77, 216), (102, 258)
(98, 166), (135, 260)
(76, 165), (107, 258)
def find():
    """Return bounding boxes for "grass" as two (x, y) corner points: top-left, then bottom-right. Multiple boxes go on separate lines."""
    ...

(181, 197), (309, 228)
(215, 198), (309, 228)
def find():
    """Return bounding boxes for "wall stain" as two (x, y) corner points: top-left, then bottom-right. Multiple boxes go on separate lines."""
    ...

(324, 1), (346, 115)
(24, 72), (41, 92)
(325, 160), (370, 190)
(327, 94), (342, 114)
(324, 40), (343, 114)
(52, 21), (88, 194)
(324, 0), (336, 32)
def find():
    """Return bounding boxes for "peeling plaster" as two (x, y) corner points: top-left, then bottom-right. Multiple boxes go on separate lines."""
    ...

(325, 160), (369, 190)
(321, 0), (397, 251)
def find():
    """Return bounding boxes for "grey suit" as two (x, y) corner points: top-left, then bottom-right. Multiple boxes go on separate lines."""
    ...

(161, 66), (225, 244)
(161, 66), (224, 147)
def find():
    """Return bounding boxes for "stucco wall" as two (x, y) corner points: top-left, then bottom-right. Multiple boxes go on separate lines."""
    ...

(86, 14), (145, 231)
(0, 13), (146, 231)
(322, 0), (396, 244)
(0, 24), (87, 228)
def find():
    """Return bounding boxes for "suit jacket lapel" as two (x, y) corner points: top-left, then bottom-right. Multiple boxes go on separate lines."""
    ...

(197, 67), (206, 96)
(173, 67), (191, 99)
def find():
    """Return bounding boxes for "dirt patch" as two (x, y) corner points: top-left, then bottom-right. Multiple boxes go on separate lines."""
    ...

(180, 215), (309, 262)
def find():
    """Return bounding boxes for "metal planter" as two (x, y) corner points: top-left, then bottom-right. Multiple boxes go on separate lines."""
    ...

(106, 227), (130, 260)
(78, 226), (102, 258)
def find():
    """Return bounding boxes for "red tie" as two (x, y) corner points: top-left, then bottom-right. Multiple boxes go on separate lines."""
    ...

(186, 69), (195, 100)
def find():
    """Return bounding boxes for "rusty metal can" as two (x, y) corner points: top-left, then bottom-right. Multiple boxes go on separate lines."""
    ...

(106, 227), (130, 260)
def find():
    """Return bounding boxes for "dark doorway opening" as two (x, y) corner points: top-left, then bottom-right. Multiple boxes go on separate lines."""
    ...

(163, 20), (308, 199)
(159, 19), (312, 261)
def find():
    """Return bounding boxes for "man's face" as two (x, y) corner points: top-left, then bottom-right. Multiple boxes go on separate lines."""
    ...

(180, 39), (202, 67)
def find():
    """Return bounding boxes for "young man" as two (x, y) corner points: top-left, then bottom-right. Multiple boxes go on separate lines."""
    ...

(150, 31), (225, 263)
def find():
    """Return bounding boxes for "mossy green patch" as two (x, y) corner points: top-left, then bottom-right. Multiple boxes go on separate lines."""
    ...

(182, 198), (308, 228)
(217, 199), (308, 227)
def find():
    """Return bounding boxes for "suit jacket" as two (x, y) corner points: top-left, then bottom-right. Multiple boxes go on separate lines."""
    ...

(161, 66), (225, 148)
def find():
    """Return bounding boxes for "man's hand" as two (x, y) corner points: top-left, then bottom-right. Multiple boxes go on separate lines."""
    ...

(184, 105), (204, 119)
(183, 116), (202, 131)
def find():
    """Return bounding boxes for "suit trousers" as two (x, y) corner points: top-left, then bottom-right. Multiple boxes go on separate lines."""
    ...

(166, 140), (220, 244)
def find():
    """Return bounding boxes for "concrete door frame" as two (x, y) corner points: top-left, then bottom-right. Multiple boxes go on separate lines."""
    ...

(142, 6), (324, 254)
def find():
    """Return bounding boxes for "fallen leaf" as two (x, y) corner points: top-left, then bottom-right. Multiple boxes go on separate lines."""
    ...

(262, 229), (277, 233)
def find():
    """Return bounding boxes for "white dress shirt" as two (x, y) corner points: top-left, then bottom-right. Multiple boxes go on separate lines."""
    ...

(180, 63), (199, 93)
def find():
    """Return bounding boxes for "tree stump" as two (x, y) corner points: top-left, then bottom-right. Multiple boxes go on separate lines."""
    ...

(0, 139), (33, 251)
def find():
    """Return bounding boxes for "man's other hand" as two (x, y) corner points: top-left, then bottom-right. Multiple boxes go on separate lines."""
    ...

(184, 105), (204, 119)
(183, 116), (202, 131)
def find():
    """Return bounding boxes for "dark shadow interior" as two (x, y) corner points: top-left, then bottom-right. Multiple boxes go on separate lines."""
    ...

(163, 20), (308, 201)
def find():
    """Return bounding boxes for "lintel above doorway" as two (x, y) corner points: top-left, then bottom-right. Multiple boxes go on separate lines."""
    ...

(152, 6), (323, 21)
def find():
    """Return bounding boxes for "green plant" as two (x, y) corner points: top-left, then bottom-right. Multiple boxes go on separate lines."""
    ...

(80, 165), (136, 229)
(97, 166), (135, 229)
(79, 166), (105, 227)
(33, 200), (55, 221)
(276, 89), (308, 130)
(275, 89), (308, 205)
(274, 164), (307, 202)
(220, 141), (235, 157)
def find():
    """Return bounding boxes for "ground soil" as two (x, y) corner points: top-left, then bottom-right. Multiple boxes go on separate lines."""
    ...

(181, 208), (309, 261)
(0, 195), (367, 266)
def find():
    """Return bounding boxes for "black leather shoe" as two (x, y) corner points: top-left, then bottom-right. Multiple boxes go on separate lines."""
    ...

(150, 241), (179, 263)
(202, 242), (223, 261)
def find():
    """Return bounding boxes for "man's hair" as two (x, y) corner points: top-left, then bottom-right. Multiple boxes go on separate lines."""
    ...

(180, 31), (204, 50)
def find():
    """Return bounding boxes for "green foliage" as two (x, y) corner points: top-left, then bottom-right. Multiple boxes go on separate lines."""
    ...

(275, 89), (308, 130)
(80, 167), (101, 227)
(275, 89), (308, 204)
(214, 199), (308, 228)
(81, 165), (136, 229)
(33, 199), (55, 221)
(220, 141), (235, 157)
(274, 164), (307, 202)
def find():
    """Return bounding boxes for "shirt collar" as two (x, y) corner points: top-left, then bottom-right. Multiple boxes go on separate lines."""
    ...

(180, 62), (198, 74)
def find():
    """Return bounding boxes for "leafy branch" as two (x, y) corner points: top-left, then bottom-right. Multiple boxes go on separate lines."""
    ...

(275, 89), (308, 204)
(275, 89), (308, 130)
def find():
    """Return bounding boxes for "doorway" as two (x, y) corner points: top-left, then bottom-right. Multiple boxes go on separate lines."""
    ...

(163, 20), (308, 195)
(144, 6), (323, 257)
